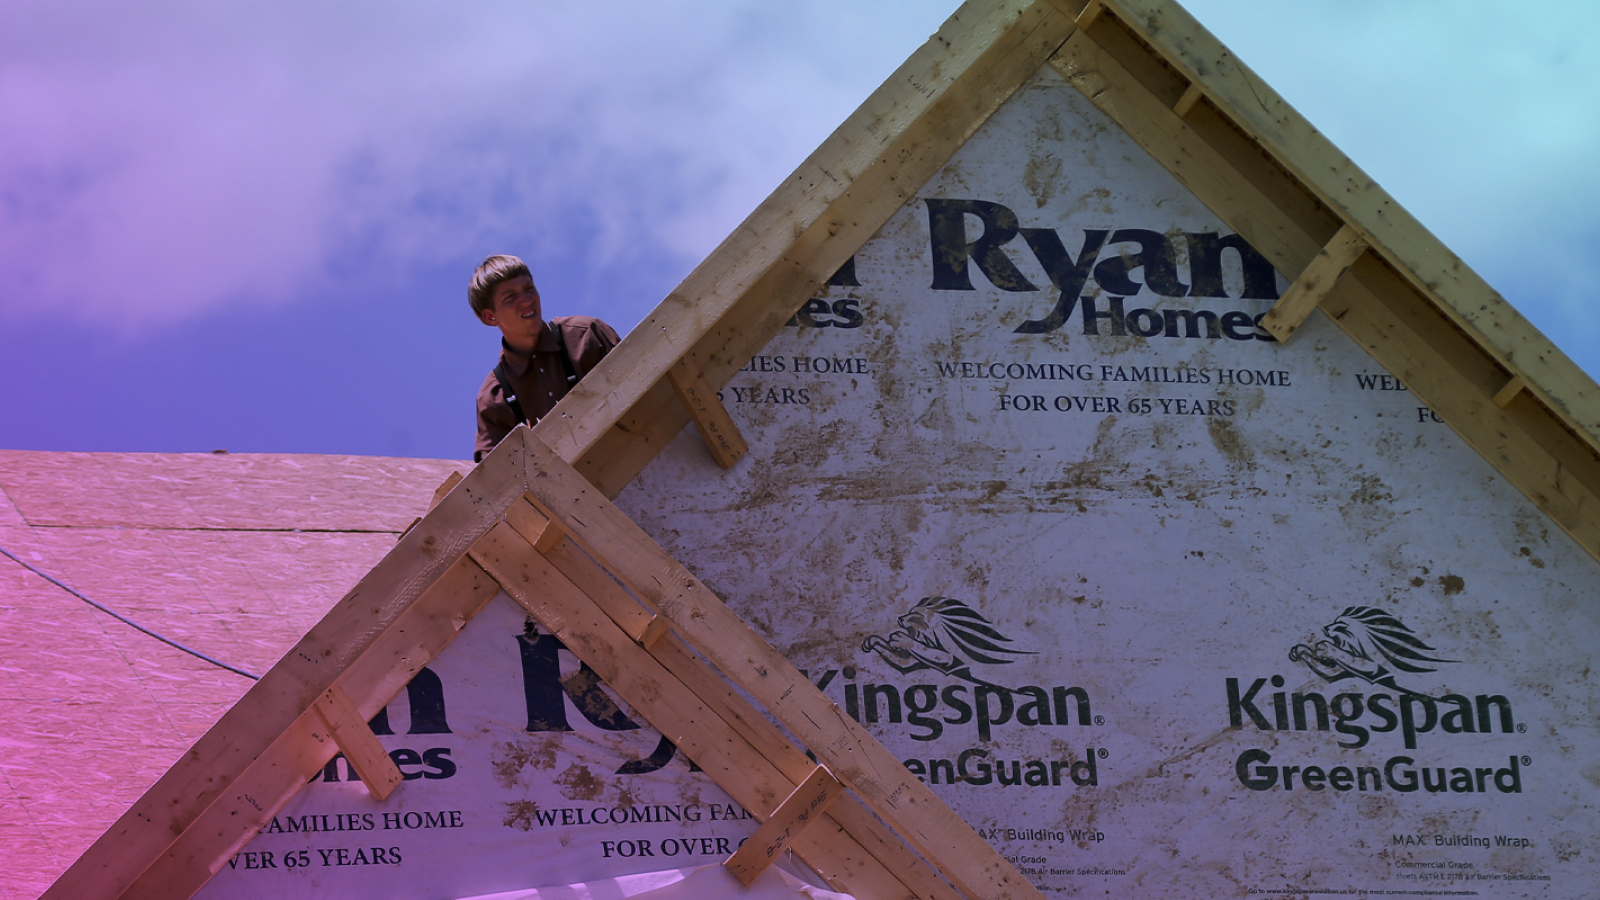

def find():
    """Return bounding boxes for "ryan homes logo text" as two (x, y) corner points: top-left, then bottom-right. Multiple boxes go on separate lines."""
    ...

(803, 596), (1102, 791)
(794, 198), (1283, 342)
(1228, 607), (1527, 797)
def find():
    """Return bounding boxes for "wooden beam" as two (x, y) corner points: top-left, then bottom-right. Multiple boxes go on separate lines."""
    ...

(1494, 376), (1528, 410)
(1261, 223), (1368, 342)
(402, 470), (467, 538)
(535, 0), (1083, 495)
(1075, 0), (1105, 29)
(1103, 0), (1600, 449)
(45, 432), (529, 900)
(1173, 81), (1204, 117)
(531, 512), (567, 553)
(466, 521), (957, 900)
(726, 765), (847, 886)
(516, 435), (1045, 900)
(636, 613), (672, 649)
(311, 683), (403, 801)
(667, 356), (749, 469)
(429, 470), (465, 511)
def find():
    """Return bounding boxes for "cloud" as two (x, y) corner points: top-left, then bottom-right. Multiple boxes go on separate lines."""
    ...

(2, 0), (1595, 359)
(0, 0), (948, 332)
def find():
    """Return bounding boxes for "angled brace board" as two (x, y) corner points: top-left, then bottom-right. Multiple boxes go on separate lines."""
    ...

(311, 683), (404, 801)
(725, 765), (848, 885)
(666, 353), (749, 468)
(1261, 223), (1368, 343)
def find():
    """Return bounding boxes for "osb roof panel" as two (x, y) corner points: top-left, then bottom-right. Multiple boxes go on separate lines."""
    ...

(0, 450), (466, 531)
(0, 451), (468, 900)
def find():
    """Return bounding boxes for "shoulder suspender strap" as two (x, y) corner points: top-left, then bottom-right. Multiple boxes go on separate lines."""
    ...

(496, 322), (577, 428)
(552, 322), (578, 385)
(493, 360), (527, 425)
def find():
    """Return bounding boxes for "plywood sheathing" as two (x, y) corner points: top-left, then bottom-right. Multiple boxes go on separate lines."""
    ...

(0, 450), (468, 900)
(1, 451), (458, 532)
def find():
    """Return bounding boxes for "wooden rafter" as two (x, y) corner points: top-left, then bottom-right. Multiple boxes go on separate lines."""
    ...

(311, 684), (404, 801)
(725, 765), (847, 885)
(468, 516), (965, 900)
(666, 354), (749, 468)
(1261, 223), (1369, 342)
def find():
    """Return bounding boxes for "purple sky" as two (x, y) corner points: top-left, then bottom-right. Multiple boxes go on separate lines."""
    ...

(2, 1), (1596, 461)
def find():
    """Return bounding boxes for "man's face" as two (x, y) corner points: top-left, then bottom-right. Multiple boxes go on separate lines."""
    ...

(480, 274), (543, 351)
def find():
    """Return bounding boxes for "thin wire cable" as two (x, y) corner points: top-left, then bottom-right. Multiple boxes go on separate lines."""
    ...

(0, 542), (261, 681)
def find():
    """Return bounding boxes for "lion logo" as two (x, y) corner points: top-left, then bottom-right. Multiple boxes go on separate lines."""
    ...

(1289, 606), (1454, 695)
(861, 597), (1035, 686)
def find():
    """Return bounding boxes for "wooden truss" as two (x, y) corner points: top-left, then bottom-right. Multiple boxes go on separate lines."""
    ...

(48, 0), (1600, 897)
(47, 430), (1040, 900)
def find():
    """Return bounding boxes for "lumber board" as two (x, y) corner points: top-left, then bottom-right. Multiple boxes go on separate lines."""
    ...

(467, 521), (945, 900)
(667, 355), (749, 469)
(516, 436), (1043, 900)
(1076, 0), (1105, 28)
(1173, 81), (1203, 117)
(43, 435), (526, 900)
(1494, 376), (1528, 410)
(503, 494), (652, 635)
(1051, 25), (1600, 564)
(1262, 223), (1368, 342)
(535, 0), (1084, 495)
(429, 470), (465, 511)
(311, 683), (404, 801)
(571, 380), (694, 499)
(637, 613), (672, 648)
(1100, 0), (1600, 449)
(727, 765), (847, 885)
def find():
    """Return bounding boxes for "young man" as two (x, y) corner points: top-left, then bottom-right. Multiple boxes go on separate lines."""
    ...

(469, 255), (621, 462)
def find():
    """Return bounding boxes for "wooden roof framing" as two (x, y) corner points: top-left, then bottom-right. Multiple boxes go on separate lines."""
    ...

(44, 0), (1600, 897)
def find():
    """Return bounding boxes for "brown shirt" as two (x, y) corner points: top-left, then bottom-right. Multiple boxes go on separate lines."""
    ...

(474, 316), (621, 462)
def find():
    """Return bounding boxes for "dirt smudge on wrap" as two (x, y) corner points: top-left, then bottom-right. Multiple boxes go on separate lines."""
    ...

(555, 763), (606, 801)
(491, 736), (560, 789)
